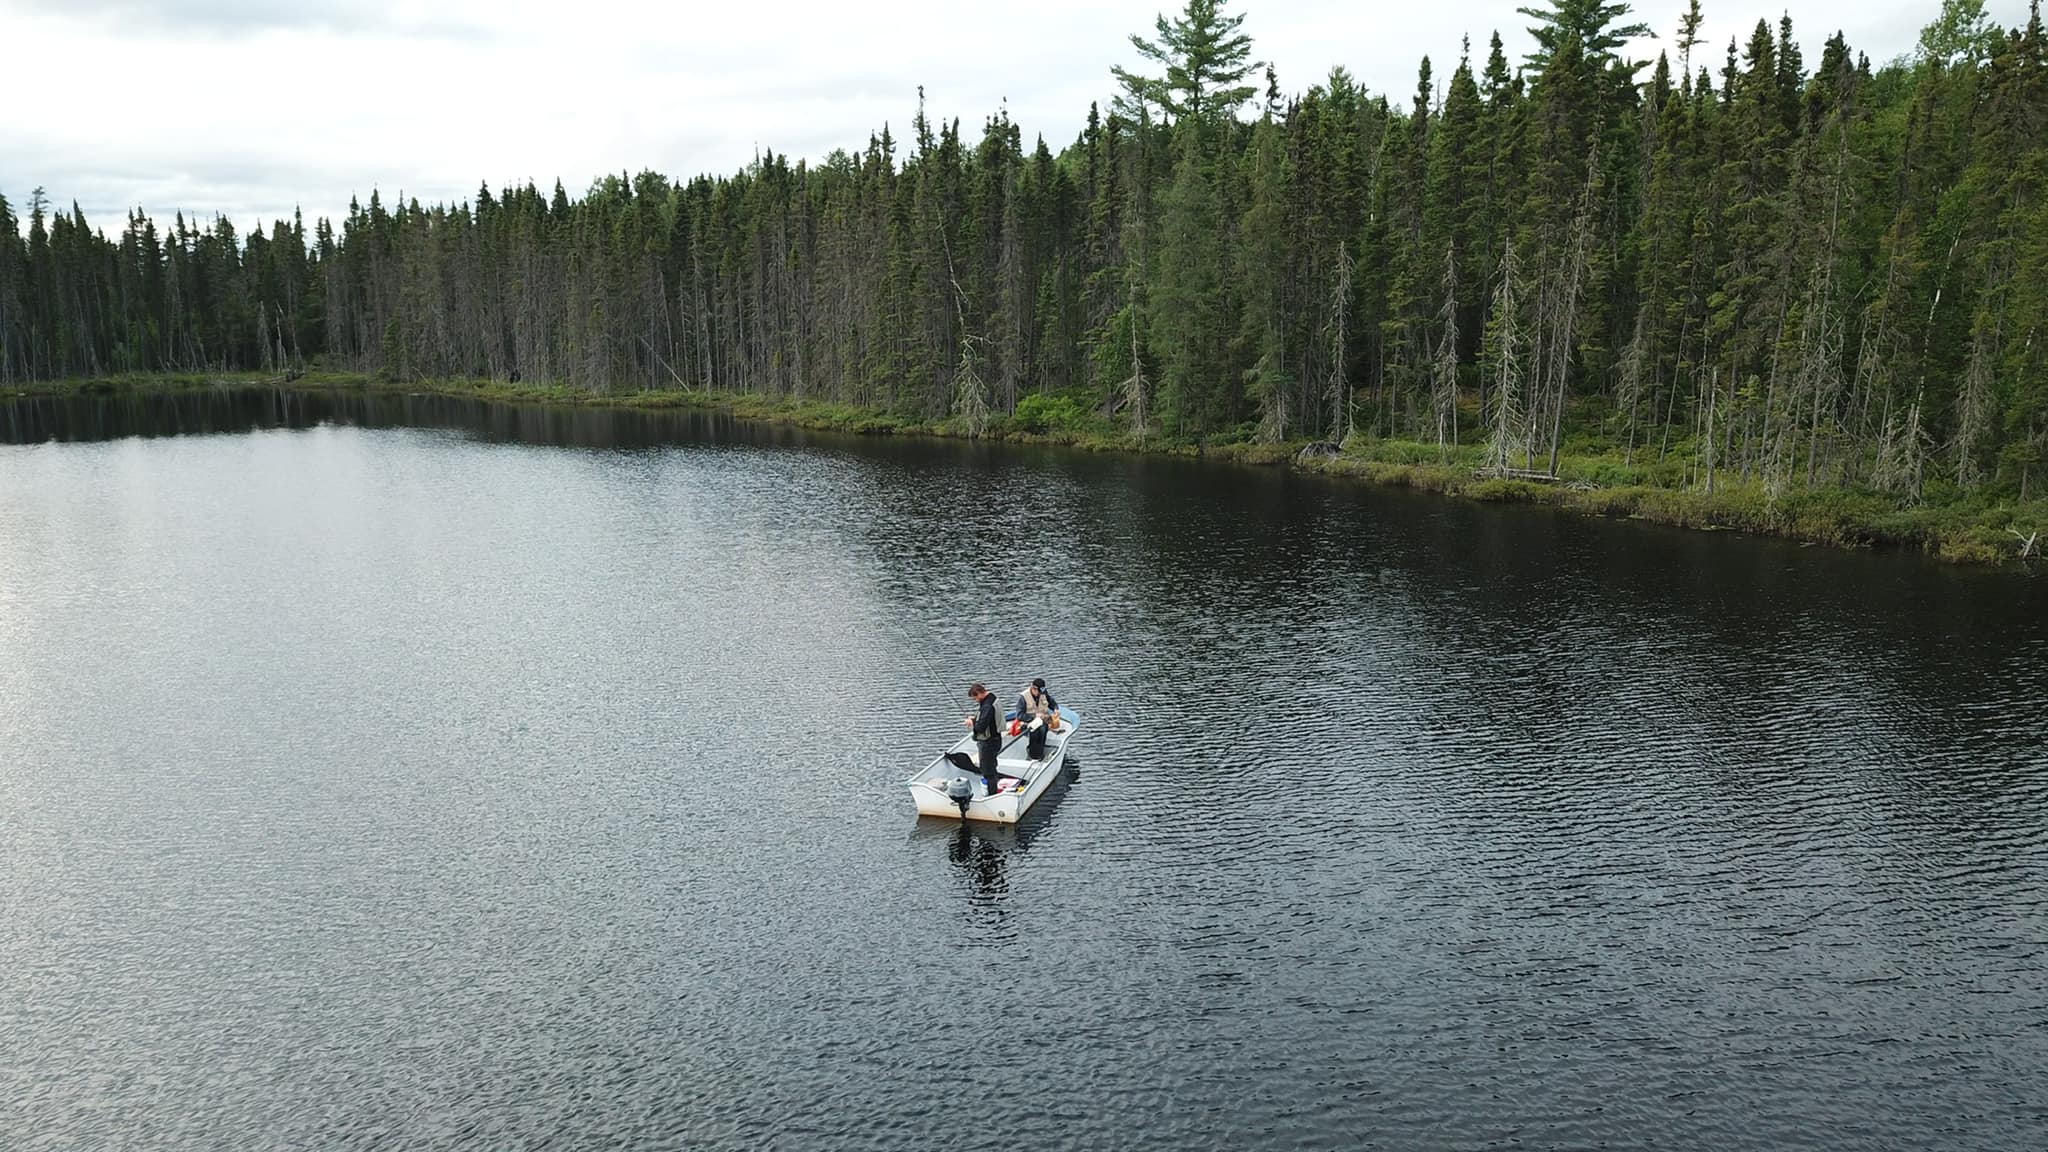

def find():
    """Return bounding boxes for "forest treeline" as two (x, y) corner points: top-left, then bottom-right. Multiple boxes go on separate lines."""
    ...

(3, 0), (2047, 503)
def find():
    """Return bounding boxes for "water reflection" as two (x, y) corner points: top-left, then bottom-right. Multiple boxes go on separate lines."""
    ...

(948, 824), (1009, 900)
(905, 769), (1078, 927)
(0, 385), (842, 452)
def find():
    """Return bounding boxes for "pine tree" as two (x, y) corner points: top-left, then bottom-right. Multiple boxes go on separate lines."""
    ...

(1519, 0), (1652, 73)
(1151, 125), (1226, 436)
(1113, 0), (1262, 124)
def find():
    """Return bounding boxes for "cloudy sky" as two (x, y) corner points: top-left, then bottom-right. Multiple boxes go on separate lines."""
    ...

(0, 0), (2028, 233)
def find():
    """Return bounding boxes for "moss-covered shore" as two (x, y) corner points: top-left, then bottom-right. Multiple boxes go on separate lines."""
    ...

(12, 370), (2045, 565)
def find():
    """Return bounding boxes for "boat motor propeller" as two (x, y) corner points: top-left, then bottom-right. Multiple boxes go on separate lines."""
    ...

(945, 776), (974, 817)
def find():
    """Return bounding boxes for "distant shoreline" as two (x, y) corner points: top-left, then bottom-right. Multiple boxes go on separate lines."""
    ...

(9, 371), (2043, 566)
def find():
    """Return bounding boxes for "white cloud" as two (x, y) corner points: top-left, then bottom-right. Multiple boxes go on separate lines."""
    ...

(0, 0), (2027, 234)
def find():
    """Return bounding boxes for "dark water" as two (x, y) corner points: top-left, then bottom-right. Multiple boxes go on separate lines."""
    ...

(3, 388), (2044, 1150)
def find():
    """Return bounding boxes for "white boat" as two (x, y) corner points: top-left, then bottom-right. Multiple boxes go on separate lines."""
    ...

(904, 708), (1083, 824)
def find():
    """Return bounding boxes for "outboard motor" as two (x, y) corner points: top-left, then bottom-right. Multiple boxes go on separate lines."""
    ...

(945, 776), (974, 818)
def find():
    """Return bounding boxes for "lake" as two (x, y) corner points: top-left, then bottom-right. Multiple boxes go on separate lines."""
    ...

(3, 388), (2044, 1150)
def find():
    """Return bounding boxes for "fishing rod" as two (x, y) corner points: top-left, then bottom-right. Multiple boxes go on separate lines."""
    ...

(874, 604), (979, 727)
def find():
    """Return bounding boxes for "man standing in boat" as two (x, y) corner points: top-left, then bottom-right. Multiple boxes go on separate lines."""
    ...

(965, 682), (1002, 797)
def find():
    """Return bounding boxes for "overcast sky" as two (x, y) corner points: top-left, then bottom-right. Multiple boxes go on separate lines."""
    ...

(0, 1), (2029, 234)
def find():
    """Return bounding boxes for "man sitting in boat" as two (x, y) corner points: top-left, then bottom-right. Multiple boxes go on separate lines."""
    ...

(963, 682), (1002, 796)
(1015, 677), (1060, 761)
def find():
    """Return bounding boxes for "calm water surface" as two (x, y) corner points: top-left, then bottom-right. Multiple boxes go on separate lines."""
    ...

(3, 389), (2045, 1149)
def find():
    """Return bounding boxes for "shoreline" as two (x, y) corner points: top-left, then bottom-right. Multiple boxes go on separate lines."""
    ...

(10, 370), (2044, 566)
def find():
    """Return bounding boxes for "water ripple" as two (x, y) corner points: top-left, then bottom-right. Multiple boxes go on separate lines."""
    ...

(1, 395), (2044, 1150)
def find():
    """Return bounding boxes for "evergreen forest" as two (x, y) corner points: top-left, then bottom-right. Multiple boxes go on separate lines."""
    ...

(5, 0), (2048, 518)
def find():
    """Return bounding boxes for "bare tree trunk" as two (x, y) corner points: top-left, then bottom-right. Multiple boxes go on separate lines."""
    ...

(1483, 236), (1525, 477)
(1701, 366), (1719, 495)
(1617, 309), (1647, 464)
(1433, 242), (1459, 461)
(1328, 242), (1354, 442)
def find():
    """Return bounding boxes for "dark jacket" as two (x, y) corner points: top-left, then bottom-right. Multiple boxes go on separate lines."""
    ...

(972, 693), (1000, 743)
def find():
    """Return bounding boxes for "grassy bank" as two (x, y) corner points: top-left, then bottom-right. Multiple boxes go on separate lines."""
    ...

(13, 370), (2044, 565)
(1294, 451), (2044, 564)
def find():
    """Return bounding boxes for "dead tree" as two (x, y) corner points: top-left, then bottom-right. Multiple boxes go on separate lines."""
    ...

(949, 277), (992, 437)
(1872, 391), (1929, 504)
(1616, 310), (1648, 463)
(1118, 295), (1149, 443)
(1432, 243), (1460, 462)
(1482, 236), (1526, 477)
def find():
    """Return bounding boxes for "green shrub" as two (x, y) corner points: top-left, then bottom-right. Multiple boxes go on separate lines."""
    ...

(1011, 393), (1090, 434)
(1939, 535), (2006, 564)
(1467, 478), (1547, 503)
(850, 414), (902, 435)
